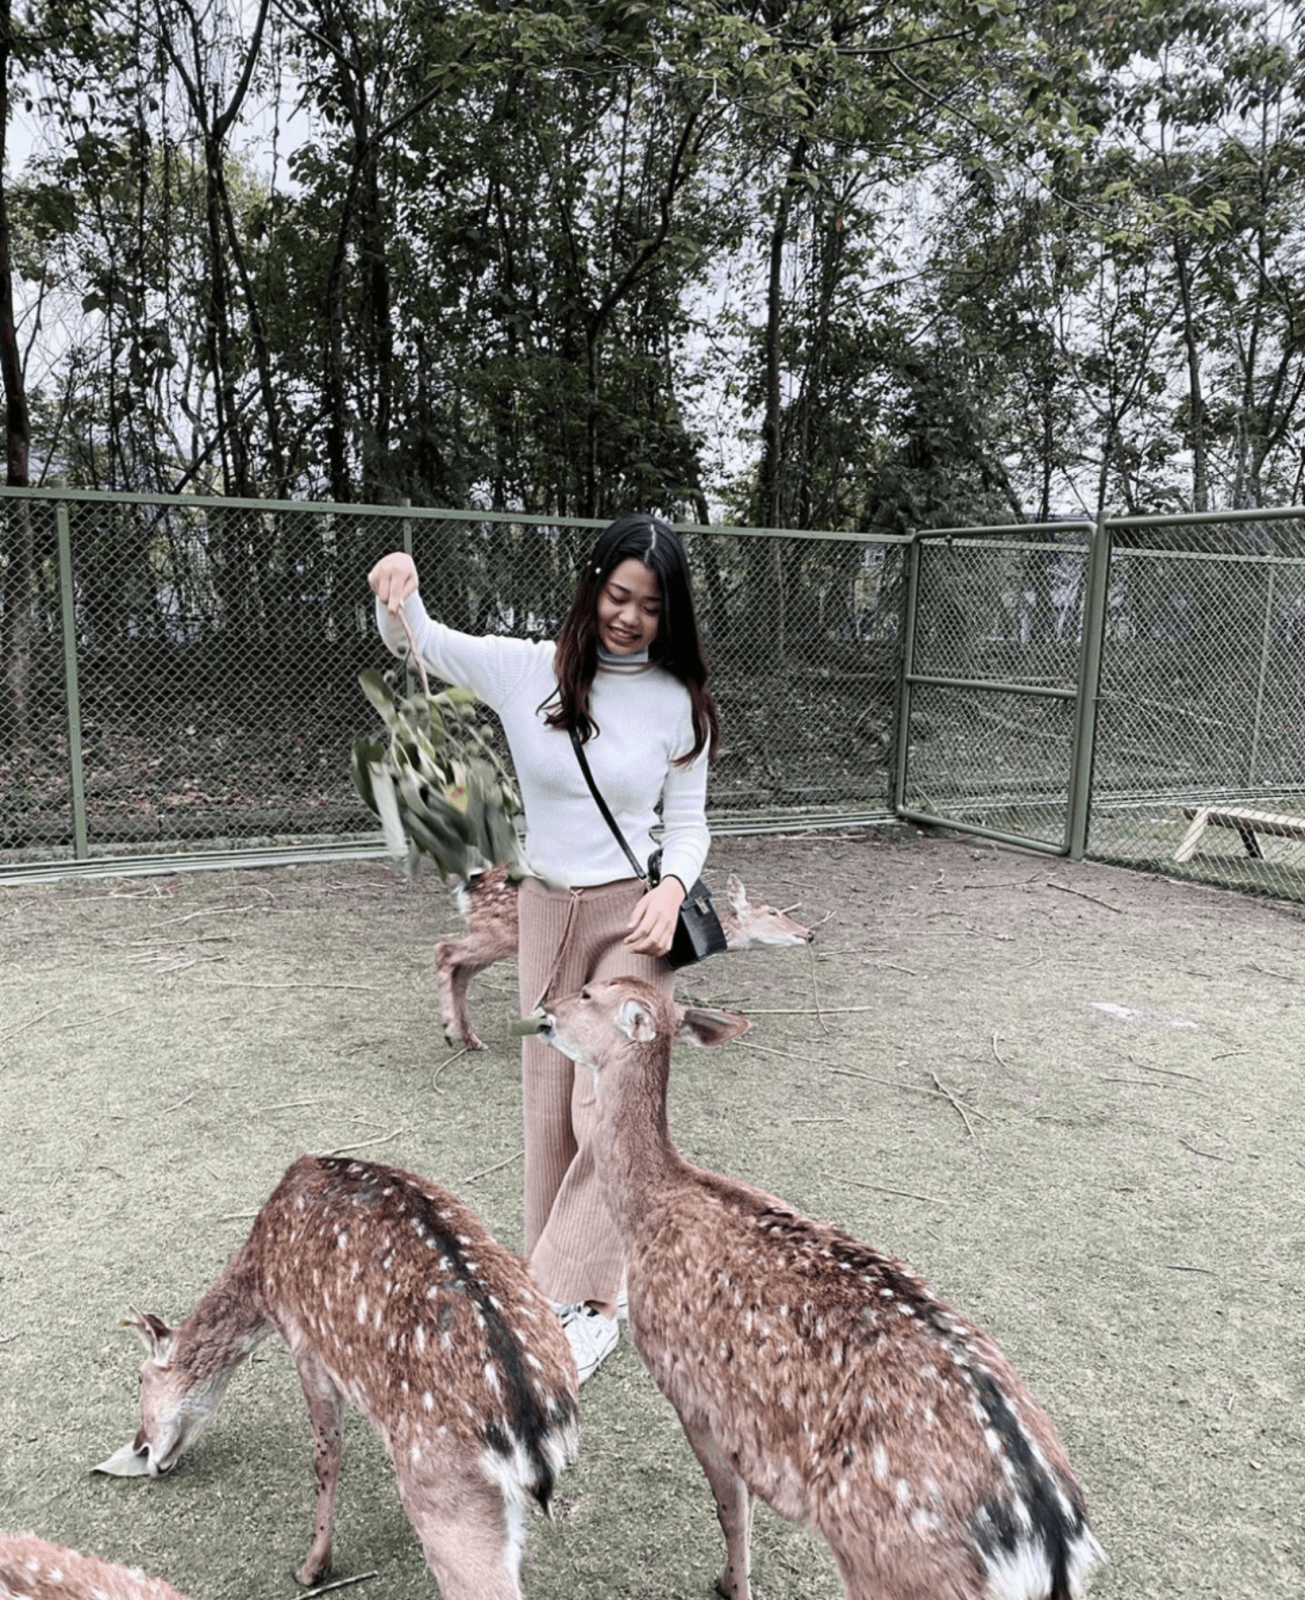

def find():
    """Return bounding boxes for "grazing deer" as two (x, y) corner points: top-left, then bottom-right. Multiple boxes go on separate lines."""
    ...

(537, 979), (1106, 1600)
(113, 1156), (579, 1600)
(437, 869), (812, 1050)
(0, 1533), (191, 1600)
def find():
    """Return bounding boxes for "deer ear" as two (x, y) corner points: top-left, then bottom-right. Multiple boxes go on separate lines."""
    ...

(677, 1007), (751, 1048)
(615, 997), (658, 1043)
(124, 1310), (176, 1365)
(727, 875), (748, 915)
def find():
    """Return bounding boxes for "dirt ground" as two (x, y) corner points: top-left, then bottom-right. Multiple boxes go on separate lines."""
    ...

(1, 826), (1302, 1600)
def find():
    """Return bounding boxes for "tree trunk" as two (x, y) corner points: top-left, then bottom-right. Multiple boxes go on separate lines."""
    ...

(0, 0), (33, 743)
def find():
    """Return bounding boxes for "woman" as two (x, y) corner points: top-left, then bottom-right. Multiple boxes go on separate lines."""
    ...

(368, 514), (720, 1382)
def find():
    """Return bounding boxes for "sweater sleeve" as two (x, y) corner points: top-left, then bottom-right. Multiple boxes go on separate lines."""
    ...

(374, 592), (541, 709)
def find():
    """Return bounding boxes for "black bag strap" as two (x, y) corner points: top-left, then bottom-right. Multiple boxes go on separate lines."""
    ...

(568, 727), (648, 882)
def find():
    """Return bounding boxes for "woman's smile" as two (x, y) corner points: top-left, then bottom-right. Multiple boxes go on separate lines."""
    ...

(596, 557), (662, 655)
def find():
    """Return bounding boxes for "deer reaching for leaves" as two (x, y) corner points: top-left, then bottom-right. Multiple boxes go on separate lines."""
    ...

(106, 1155), (579, 1600)
(537, 978), (1106, 1600)
(437, 868), (812, 1050)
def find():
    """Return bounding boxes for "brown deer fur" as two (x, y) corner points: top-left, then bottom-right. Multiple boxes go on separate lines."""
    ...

(120, 1156), (578, 1600)
(539, 978), (1106, 1600)
(0, 1533), (192, 1600)
(437, 868), (812, 1049)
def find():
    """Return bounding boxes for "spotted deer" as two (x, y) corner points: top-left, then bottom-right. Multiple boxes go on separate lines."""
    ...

(537, 979), (1106, 1600)
(0, 1533), (192, 1600)
(114, 1155), (578, 1600)
(437, 869), (812, 1049)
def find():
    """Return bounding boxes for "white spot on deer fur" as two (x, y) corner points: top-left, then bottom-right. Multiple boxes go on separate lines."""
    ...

(356, 1295), (368, 1323)
(873, 1444), (889, 1482)
(424, 1391), (434, 1411)
(485, 1363), (502, 1394)
(416, 1325), (427, 1353)
(336, 1231), (349, 1250)
(895, 1479), (912, 1506)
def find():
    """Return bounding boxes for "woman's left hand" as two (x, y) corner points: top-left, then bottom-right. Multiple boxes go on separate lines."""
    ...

(624, 876), (686, 958)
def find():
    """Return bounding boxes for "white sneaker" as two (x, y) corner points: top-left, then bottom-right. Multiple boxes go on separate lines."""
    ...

(553, 1302), (620, 1383)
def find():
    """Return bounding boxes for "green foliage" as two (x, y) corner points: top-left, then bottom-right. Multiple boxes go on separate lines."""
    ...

(351, 666), (530, 884)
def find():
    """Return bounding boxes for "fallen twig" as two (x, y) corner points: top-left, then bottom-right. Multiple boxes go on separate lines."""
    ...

(152, 899), (273, 927)
(1102, 1075), (1205, 1090)
(194, 979), (385, 992)
(1046, 879), (1123, 914)
(991, 1032), (1012, 1072)
(835, 1177), (949, 1206)
(256, 1098), (332, 1113)
(744, 1005), (881, 1016)
(958, 874), (1044, 891)
(299, 1570), (382, 1598)
(164, 1089), (197, 1114)
(0, 1005), (67, 1047)
(1136, 1062), (1209, 1083)
(433, 1045), (474, 1087)
(929, 1070), (981, 1138)
(322, 1128), (405, 1156)
(52, 1006), (135, 1032)
(1178, 1138), (1226, 1160)
(806, 940), (827, 1032)
(734, 1039), (817, 1064)
(832, 1065), (991, 1126)
(462, 1148), (524, 1185)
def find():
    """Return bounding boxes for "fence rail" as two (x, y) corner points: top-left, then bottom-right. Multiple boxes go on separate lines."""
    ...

(4, 490), (1304, 906)
(0, 491), (906, 879)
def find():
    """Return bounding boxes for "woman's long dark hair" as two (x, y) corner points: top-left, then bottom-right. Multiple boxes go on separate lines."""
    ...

(542, 514), (720, 764)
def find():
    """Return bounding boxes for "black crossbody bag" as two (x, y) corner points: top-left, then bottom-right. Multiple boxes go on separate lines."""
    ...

(568, 728), (727, 969)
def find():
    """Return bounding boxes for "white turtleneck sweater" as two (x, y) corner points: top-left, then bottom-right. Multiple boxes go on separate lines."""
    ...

(375, 595), (710, 891)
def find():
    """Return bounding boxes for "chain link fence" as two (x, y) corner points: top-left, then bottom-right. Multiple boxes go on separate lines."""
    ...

(6, 490), (1303, 905)
(896, 509), (1305, 905)
(1090, 510), (1305, 900)
(0, 492), (906, 877)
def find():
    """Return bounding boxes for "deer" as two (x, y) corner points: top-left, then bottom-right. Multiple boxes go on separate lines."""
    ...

(536, 978), (1107, 1600)
(0, 1534), (192, 1600)
(104, 1155), (579, 1600)
(437, 869), (812, 1050)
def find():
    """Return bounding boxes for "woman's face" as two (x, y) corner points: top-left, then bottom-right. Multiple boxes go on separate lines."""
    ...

(596, 557), (662, 655)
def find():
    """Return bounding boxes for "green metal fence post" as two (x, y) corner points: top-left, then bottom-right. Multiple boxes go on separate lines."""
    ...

(55, 497), (89, 859)
(1247, 559), (1275, 786)
(892, 531), (922, 812)
(1066, 516), (1112, 861)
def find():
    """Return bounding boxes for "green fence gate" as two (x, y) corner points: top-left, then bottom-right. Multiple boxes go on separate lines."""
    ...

(894, 520), (1106, 857)
(894, 509), (1305, 905)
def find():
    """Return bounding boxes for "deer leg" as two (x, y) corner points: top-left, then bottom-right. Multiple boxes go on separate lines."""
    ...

(292, 1344), (345, 1586)
(397, 1462), (525, 1600)
(678, 1415), (754, 1600)
(435, 939), (486, 1050)
(438, 918), (519, 1049)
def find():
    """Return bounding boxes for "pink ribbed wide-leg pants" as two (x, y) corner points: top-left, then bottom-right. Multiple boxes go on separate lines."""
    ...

(517, 874), (675, 1307)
